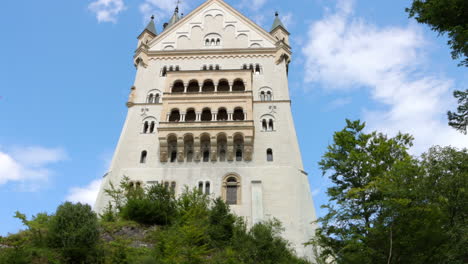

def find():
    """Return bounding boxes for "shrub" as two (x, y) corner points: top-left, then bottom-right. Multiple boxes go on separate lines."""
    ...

(207, 198), (236, 248)
(47, 202), (100, 264)
(120, 183), (177, 225)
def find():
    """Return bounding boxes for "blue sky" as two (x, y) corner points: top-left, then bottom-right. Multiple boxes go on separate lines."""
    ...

(0, 0), (466, 236)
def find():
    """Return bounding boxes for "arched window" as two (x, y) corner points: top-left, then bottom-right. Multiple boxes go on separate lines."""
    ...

(215, 65), (220, 70)
(209, 65), (214, 70)
(260, 91), (265, 101)
(201, 108), (212, 122)
(203, 65), (207, 71)
(217, 108), (228, 121)
(205, 181), (210, 194)
(198, 181), (204, 193)
(255, 64), (261, 74)
(211, 39), (215, 46)
(268, 119), (274, 131)
(140, 151), (147, 164)
(233, 108), (245, 121)
(185, 109), (196, 122)
(232, 79), (245, 92)
(205, 39), (210, 46)
(184, 134), (194, 162)
(216, 38), (220, 46)
(155, 94), (160, 103)
(267, 149), (273, 162)
(202, 80), (215, 92)
(242, 64), (247, 70)
(187, 80), (200, 93)
(234, 134), (244, 162)
(171, 181), (176, 193)
(201, 134), (211, 162)
(175, 66), (180, 71)
(172, 81), (184, 93)
(147, 94), (154, 103)
(266, 91), (272, 101)
(169, 109), (180, 122)
(161, 66), (167, 77)
(262, 119), (267, 131)
(149, 121), (155, 133)
(249, 64), (254, 70)
(169, 66), (174, 72)
(217, 80), (230, 92)
(143, 121), (149, 133)
(224, 176), (240, 205)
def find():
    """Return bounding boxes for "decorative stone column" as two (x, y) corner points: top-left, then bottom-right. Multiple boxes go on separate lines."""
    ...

(196, 112), (201, 122)
(212, 112), (217, 121)
(177, 137), (185, 162)
(194, 137), (201, 162)
(244, 137), (253, 161)
(227, 136), (234, 161)
(211, 137), (218, 161)
(159, 137), (168, 162)
(228, 112), (233, 121)
(180, 113), (186, 122)
(183, 82), (188, 93)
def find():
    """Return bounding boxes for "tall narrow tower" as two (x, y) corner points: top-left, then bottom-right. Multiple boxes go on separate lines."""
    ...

(95, 0), (317, 258)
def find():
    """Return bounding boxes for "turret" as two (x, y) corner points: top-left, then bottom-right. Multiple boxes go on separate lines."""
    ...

(164, 6), (180, 31)
(270, 12), (289, 46)
(137, 15), (157, 48)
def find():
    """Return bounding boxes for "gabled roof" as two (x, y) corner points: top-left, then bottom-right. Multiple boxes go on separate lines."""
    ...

(149, 0), (278, 48)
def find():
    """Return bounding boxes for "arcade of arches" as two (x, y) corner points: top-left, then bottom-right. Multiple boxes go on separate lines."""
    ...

(159, 132), (253, 163)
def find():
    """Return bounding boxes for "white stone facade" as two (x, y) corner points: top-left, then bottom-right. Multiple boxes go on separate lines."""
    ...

(94, 0), (317, 259)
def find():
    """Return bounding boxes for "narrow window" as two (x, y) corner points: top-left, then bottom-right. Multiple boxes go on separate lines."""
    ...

(267, 149), (273, 162)
(162, 66), (167, 77)
(255, 64), (261, 74)
(148, 94), (154, 103)
(242, 64), (247, 70)
(262, 119), (267, 131)
(205, 182), (210, 195)
(226, 177), (238, 205)
(185, 109), (196, 122)
(203, 151), (210, 162)
(169, 109), (181, 122)
(143, 121), (149, 133)
(171, 181), (176, 193)
(236, 150), (242, 161)
(149, 121), (155, 133)
(186, 151), (193, 162)
(211, 39), (215, 45)
(205, 39), (210, 46)
(140, 151), (147, 164)
(249, 64), (254, 70)
(170, 151), (177, 163)
(209, 65), (214, 70)
(269, 119), (274, 131)
(266, 91), (272, 101)
(155, 94), (160, 103)
(216, 38), (220, 46)
(215, 65), (220, 70)
(201, 108), (212, 121)
(169, 66), (174, 72)
(198, 181), (204, 193)
(203, 65), (207, 71)
(260, 91), (265, 101)
(219, 149), (226, 162)
(175, 66), (180, 71)
(164, 181), (170, 190)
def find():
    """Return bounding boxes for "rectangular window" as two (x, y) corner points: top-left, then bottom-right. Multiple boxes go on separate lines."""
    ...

(227, 186), (237, 205)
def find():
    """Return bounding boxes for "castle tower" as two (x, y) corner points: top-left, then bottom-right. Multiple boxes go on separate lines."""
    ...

(94, 0), (317, 258)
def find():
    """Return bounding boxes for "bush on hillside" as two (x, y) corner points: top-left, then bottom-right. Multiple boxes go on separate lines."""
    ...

(47, 202), (100, 264)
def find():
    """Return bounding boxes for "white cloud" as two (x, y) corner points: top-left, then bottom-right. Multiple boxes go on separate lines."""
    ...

(139, 0), (190, 25)
(302, 0), (468, 153)
(89, 0), (126, 23)
(0, 146), (67, 188)
(66, 179), (102, 207)
(281, 12), (294, 29)
(240, 0), (267, 11)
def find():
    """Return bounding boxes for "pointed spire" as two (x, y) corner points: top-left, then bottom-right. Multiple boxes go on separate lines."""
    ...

(271, 11), (286, 32)
(143, 15), (157, 36)
(166, 3), (180, 29)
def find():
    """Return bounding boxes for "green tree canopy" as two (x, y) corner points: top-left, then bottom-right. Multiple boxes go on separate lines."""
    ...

(447, 89), (468, 134)
(406, 0), (468, 67)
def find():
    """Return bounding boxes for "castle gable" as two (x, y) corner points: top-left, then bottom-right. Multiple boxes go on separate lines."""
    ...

(149, 0), (277, 51)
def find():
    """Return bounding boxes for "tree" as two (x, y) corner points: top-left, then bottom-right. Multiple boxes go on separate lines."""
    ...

(312, 120), (468, 263)
(47, 202), (100, 264)
(406, 0), (468, 67)
(448, 89), (468, 134)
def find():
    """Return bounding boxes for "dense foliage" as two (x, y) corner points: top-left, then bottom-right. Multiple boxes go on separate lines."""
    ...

(406, 0), (468, 66)
(448, 89), (468, 134)
(311, 120), (468, 264)
(0, 181), (309, 264)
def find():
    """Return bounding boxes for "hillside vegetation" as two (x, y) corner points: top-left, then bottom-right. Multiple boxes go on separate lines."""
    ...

(0, 179), (311, 264)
